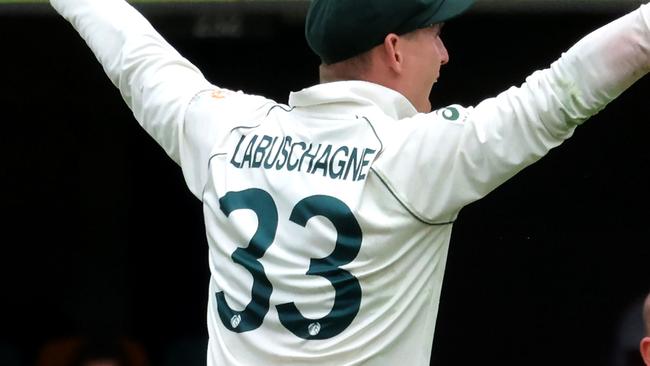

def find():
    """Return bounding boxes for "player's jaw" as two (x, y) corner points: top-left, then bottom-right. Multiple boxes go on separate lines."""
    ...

(401, 25), (449, 113)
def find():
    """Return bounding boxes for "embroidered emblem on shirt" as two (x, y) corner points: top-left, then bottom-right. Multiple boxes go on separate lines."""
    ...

(308, 322), (321, 336)
(230, 314), (242, 328)
(441, 107), (460, 121)
(212, 90), (228, 100)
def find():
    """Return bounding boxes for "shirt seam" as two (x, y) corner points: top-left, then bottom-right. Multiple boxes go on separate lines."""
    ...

(369, 167), (454, 226)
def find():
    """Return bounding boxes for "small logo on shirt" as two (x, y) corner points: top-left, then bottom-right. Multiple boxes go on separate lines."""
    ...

(230, 314), (242, 329)
(308, 322), (321, 336)
(441, 107), (460, 121)
(212, 90), (227, 100)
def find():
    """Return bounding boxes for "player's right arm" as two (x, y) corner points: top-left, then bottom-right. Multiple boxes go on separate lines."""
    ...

(50, 0), (214, 170)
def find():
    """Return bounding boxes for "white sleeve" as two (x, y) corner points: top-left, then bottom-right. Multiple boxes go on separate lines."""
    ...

(376, 4), (650, 223)
(452, 5), (650, 206)
(50, 0), (214, 166)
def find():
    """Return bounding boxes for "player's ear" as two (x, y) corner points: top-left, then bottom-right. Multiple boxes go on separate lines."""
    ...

(381, 33), (404, 74)
(641, 337), (650, 365)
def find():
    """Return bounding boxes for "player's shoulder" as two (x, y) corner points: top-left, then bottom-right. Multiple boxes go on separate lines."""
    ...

(182, 87), (281, 144)
(366, 103), (471, 145)
(429, 104), (472, 125)
(367, 103), (474, 223)
(188, 88), (277, 115)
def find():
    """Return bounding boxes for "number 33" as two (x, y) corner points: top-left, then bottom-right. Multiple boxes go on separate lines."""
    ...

(216, 188), (363, 340)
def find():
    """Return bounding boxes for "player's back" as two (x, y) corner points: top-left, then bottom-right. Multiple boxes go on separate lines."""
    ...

(191, 82), (454, 366)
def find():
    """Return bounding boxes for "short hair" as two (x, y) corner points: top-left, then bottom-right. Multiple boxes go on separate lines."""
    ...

(319, 50), (373, 83)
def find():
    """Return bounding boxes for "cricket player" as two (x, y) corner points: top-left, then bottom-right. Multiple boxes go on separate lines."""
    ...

(49, 0), (650, 364)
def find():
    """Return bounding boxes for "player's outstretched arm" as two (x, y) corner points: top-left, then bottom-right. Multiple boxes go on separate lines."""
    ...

(443, 4), (650, 210)
(50, 0), (213, 164)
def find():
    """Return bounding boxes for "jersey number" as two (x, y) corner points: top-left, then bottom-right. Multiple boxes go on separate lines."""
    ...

(216, 188), (362, 340)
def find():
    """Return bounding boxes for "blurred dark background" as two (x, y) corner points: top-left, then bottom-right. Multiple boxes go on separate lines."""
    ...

(1, 1), (649, 365)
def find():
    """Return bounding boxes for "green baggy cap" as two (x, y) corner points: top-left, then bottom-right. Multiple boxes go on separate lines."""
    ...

(306, 0), (476, 65)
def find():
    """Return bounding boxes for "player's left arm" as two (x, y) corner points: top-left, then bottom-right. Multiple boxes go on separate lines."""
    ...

(441, 3), (650, 214)
(50, 0), (214, 165)
(381, 3), (650, 223)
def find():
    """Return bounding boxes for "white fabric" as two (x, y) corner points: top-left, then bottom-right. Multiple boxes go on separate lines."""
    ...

(50, 0), (650, 364)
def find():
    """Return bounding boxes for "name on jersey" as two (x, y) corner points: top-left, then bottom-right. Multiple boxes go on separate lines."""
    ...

(230, 134), (377, 181)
